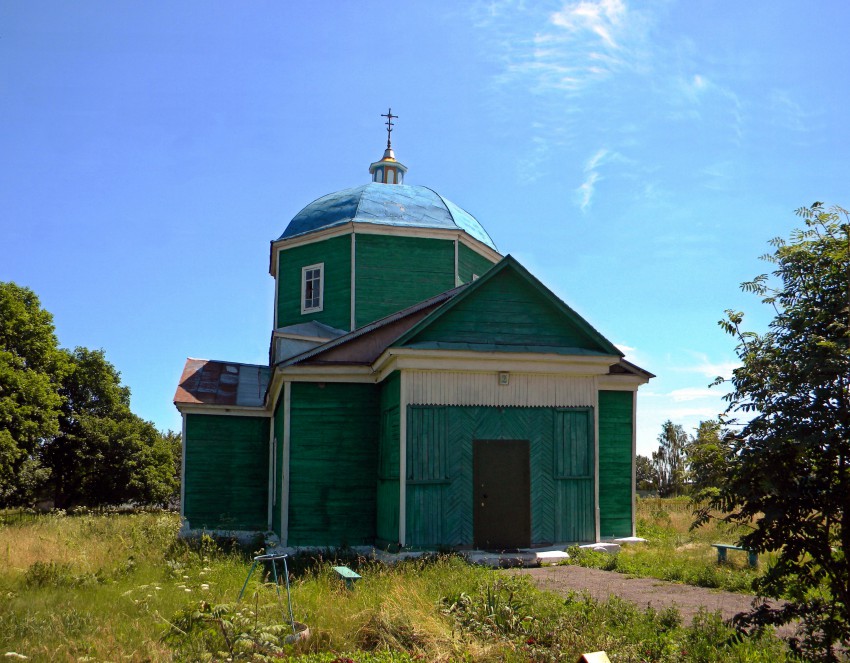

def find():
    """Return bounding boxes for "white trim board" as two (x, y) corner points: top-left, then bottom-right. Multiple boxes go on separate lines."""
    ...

(374, 350), (619, 382)
(175, 405), (272, 417)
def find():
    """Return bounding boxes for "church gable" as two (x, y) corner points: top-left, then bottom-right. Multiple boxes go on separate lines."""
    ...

(395, 256), (622, 356)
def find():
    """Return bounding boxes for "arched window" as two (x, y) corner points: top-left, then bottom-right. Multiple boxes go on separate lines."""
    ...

(387, 169), (395, 184)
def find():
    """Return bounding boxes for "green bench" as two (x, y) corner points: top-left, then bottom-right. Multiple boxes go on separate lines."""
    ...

(332, 565), (361, 589)
(712, 543), (758, 567)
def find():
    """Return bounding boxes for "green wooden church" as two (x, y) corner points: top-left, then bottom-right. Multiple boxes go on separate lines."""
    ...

(174, 118), (652, 551)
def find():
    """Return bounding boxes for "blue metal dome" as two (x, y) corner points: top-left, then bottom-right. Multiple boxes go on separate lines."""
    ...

(279, 183), (497, 250)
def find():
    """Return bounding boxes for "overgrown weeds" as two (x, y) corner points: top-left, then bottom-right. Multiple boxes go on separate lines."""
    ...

(564, 497), (764, 594)
(0, 508), (797, 661)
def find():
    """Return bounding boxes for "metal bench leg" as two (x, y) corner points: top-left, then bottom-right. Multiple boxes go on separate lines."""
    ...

(747, 551), (758, 567)
(717, 548), (727, 563)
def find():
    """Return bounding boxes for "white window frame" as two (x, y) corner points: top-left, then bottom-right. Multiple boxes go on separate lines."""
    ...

(301, 262), (324, 314)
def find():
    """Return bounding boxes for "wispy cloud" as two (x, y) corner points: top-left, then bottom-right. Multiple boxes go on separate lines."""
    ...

(472, 0), (659, 178)
(529, 0), (650, 94)
(585, 147), (609, 171)
(574, 147), (631, 210)
(668, 386), (719, 402)
(635, 385), (729, 454)
(576, 171), (599, 210)
(472, 0), (750, 182)
(768, 89), (814, 133)
(550, 0), (628, 50)
(613, 342), (652, 371)
(675, 351), (739, 380)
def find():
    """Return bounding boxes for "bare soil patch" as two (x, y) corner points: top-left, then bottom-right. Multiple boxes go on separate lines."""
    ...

(509, 565), (796, 638)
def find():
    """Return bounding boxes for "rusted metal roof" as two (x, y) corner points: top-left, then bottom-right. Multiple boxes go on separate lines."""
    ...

(174, 359), (271, 408)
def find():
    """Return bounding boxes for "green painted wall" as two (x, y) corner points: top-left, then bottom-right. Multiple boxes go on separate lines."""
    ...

(405, 406), (595, 548)
(277, 235), (351, 330)
(405, 269), (608, 352)
(458, 243), (496, 284)
(183, 414), (270, 531)
(598, 390), (634, 538)
(287, 382), (379, 546)
(376, 372), (401, 547)
(272, 396), (285, 536)
(355, 234), (455, 328)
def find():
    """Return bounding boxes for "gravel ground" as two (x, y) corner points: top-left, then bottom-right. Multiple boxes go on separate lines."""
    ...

(508, 565), (796, 638)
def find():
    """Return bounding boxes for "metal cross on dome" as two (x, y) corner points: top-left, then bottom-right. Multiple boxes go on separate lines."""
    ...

(381, 108), (397, 149)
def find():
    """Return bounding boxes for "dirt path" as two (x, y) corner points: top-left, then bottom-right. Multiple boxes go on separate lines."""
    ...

(509, 565), (795, 638)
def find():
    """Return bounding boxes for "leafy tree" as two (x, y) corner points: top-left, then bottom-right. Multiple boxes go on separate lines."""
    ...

(1, 281), (179, 508)
(0, 283), (66, 505)
(700, 203), (850, 659)
(635, 454), (656, 492)
(686, 420), (729, 504)
(161, 429), (183, 504)
(652, 420), (688, 497)
(43, 347), (176, 508)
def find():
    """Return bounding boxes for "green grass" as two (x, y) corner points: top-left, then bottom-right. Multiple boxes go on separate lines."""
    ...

(0, 508), (796, 662)
(565, 497), (766, 594)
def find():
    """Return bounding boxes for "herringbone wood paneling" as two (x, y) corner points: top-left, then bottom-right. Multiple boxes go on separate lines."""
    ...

(407, 405), (596, 547)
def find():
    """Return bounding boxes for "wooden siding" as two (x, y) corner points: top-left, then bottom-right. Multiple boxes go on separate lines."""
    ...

(405, 406), (595, 548)
(183, 414), (270, 531)
(554, 409), (595, 542)
(287, 382), (379, 546)
(458, 243), (497, 284)
(272, 396), (285, 536)
(598, 390), (634, 537)
(376, 372), (400, 545)
(406, 268), (609, 352)
(278, 235), (351, 330)
(408, 370), (597, 408)
(354, 234), (455, 328)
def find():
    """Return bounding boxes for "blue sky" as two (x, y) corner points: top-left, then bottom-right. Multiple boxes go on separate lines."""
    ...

(2, 1), (848, 456)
